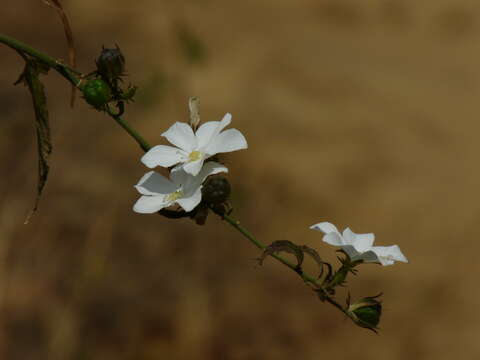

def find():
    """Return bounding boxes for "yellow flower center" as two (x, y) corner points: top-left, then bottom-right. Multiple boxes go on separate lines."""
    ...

(188, 150), (201, 162)
(166, 190), (183, 202)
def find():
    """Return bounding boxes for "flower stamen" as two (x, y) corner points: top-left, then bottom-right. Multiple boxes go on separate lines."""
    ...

(166, 189), (183, 202)
(188, 150), (202, 162)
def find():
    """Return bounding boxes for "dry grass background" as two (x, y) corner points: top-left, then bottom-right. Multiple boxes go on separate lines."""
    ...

(1, 0), (480, 359)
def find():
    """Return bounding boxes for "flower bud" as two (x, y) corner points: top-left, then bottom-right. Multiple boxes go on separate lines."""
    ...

(188, 96), (200, 130)
(347, 295), (382, 332)
(96, 45), (126, 80)
(202, 176), (231, 204)
(81, 79), (112, 109)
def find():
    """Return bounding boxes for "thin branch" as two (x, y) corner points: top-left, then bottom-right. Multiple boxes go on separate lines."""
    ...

(105, 108), (152, 152)
(0, 32), (348, 317)
(208, 206), (347, 313)
(0, 33), (80, 86)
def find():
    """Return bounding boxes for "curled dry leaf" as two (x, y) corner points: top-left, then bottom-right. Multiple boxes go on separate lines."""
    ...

(15, 60), (52, 223)
(258, 240), (304, 269)
(300, 245), (330, 280)
(42, 0), (76, 106)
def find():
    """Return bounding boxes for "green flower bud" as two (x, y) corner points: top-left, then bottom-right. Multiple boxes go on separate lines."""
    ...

(96, 45), (126, 80)
(202, 176), (231, 204)
(82, 79), (112, 109)
(347, 295), (382, 332)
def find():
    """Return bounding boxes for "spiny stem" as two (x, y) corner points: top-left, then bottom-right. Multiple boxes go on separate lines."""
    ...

(0, 33), (80, 86)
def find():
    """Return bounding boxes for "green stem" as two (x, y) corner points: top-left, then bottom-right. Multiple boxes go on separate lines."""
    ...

(0, 32), (348, 317)
(324, 296), (348, 316)
(0, 34), (150, 153)
(220, 212), (313, 278)
(106, 109), (152, 152)
(218, 211), (346, 313)
(0, 33), (80, 86)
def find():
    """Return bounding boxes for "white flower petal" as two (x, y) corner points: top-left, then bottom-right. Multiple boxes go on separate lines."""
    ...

(343, 228), (375, 252)
(176, 187), (202, 212)
(133, 195), (170, 213)
(356, 250), (381, 263)
(196, 113), (232, 149)
(323, 232), (344, 246)
(162, 122), (197, 152)
(353, 233), (375, 252)
(198, 161), (229, 179)
(370, 245), (408, 266)
(183, 159), (205, 176)
(342, 227), (356, 244)
(169, 167), (189, 186)
(184, 161), (229, 191)
(205, 128), (248, 156)
(341, 245), (363, 260)
(141, 145), (186, 168)
(134, 171), (177, 195)
(374, 255), (395, 266)
(341, 246), (379, 263)
(310, 222), (340, 235)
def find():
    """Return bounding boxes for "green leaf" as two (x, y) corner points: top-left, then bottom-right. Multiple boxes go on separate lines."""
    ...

(15, 60), (52, 223)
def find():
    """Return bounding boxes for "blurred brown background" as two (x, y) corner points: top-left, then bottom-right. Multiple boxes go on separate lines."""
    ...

(1, 0), (479, 359)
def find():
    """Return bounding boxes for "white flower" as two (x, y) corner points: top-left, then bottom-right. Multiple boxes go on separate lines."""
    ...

(310, 221), (408, 266)
(133, 161), (227, 213)
(141, 113), (247, 176)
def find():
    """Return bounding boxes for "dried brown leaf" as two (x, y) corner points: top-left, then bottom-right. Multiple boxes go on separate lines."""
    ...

(300, 245), (327, 278)
(258, 240), (304, 269)
(43, 0), (77, 106)
(16, 60), (52, 223)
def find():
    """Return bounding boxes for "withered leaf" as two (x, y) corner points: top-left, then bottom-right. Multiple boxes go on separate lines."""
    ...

(42, 0), (76, 107)
(300, 245), (323, 267)
(300, 245), (327, 279)
(258, 240), (304, 269)
(16, 60), (52, 223)
(188, 96), (200, 130)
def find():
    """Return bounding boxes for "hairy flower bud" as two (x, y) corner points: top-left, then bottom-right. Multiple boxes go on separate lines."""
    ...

(202, 176), (231, 204)
(347, 294), (382, 332)
(81, 79), (112, 109)
(96, 45), (125, 80)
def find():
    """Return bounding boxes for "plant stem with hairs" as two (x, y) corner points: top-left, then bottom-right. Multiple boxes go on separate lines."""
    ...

(0, 32), (354, 321)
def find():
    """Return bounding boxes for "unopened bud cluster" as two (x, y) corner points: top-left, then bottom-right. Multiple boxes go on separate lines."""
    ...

(81, 45), (136, 111)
